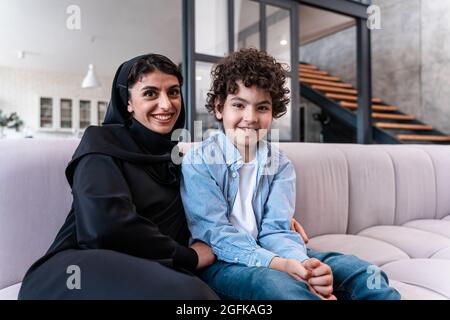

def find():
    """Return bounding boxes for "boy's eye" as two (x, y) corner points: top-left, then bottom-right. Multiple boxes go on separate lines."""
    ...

(232, 104), (244, 109)
(258, 105), (270, 112)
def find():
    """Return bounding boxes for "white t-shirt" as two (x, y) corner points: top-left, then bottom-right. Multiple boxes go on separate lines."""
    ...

(229, 158), (259, 239)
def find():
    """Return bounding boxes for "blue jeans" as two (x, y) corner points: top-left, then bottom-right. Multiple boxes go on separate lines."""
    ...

(200, 249), (401, 300)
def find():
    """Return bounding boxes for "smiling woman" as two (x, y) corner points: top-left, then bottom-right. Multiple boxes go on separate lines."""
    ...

(127, 67), (182, 135)
(17, 54), (218, 300)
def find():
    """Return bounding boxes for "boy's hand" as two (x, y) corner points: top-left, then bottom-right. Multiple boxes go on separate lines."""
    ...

(270, 257), (335, 300)
(290, 218), (309, 243)
(303, 258), (336, 300)
(269, 257), (311, 280)
(190, 241), (216, 269)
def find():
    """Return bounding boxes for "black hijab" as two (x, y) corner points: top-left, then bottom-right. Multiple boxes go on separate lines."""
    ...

(65, 54), (185, 187)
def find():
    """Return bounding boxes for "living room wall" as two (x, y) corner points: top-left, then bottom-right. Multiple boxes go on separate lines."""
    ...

(0, 66), (112, 138)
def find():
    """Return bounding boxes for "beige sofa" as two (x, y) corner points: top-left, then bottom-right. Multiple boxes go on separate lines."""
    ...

(0, 139), (449, 299)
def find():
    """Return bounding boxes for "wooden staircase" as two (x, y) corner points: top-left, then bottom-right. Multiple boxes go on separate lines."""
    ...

(299, 63), (450, 144)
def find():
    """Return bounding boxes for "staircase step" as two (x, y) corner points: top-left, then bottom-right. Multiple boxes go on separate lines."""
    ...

(312, 85), (357, 95)
(326, 93), (382, 103)
(339, 101), (398, 111)
(299, 64), (318, 70)
(397, 134), (450, 142)
(300, 78), (352, 88)
(376, 123), (433, 130)
(299, 73), (341, 82)
(298, 68), (329, 76)
(372, 113), (415, 120)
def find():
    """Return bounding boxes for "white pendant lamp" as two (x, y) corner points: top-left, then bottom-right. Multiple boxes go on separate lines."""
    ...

(81, 64), (101, 88)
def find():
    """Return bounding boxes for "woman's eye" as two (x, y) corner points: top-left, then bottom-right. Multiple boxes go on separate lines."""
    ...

(169, 89), (180, 97)
(258, 106), (270, 112)
(233, 104), (244, 109)
(143, 90), (156, 98)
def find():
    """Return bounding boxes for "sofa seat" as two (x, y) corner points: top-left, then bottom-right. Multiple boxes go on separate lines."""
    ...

(0, 282), (21, 300)
(307, 234), (409, 266)
(2, 140), (449, 300)
(430, 247), (450, 259)
(382, 259), (450, 299)
(358, 225), (450, 259)
(388, 280), (447, 300)
(403, 219), (450, 239)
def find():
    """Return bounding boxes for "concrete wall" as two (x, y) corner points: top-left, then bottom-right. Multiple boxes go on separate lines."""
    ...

(300, 0), (450, 142)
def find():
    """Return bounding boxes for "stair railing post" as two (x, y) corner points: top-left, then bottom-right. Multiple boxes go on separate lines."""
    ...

(356, 16), (373, 144)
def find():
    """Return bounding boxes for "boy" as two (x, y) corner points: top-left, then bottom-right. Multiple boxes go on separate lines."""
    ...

(181, 48), (400, 300)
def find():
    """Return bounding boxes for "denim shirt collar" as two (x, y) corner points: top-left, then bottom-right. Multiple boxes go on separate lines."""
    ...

(214, 130), (269, 171)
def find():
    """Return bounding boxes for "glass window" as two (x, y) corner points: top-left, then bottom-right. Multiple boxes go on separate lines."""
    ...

(195, 0), (229, 56)
(271, 77), (292, 140)
(79, 100), (91, 129)
(266, 5), (292, 140)
(195, 61), (220, 141)
(235, 0), (260, 49)
(40, 97), (53, 128)
(266, 5), (291, 67)
(60, 99), (72, 128)
(97, 101), (107, 125)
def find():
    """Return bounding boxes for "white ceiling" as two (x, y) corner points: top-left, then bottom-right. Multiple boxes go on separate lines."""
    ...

(0, 0), (354, 78)
(0, 0), (182, 77)
(300, 5), (355, 45)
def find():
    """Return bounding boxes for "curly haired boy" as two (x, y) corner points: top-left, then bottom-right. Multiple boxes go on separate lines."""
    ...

(181, 48), (400, 300)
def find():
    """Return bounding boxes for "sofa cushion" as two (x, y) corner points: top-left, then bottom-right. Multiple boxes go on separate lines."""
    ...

(358, 225), (450, 259)
(307, 234), (409, 266)
(382, 259), (450, 299)
(416, 147), (450, 219)
(0, 139), (79, 290)
(281, 144), (349, 237)
(389, 279), (447, 300)
(443, 215), (450, 221)
(332, 145), (396, 235)
(403, 219), (450, 238)
(380, 146), (437, 225)
(431, 247), (450, 260)
(0, 282), (21, 300)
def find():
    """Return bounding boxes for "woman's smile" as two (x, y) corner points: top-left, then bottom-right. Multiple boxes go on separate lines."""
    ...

(151, 112), (176, 122)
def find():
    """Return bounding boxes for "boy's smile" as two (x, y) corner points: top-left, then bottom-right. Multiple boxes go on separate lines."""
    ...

(215, 81), (273, 162)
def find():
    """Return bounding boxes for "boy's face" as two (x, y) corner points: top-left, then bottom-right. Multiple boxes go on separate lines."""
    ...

(215, 81), (273, 150)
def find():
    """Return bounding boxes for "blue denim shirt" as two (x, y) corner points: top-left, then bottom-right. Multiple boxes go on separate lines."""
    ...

(180, 131), (308, 268)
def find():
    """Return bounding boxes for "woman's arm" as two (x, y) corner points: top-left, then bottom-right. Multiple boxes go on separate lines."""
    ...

(72, 154), (198, 271)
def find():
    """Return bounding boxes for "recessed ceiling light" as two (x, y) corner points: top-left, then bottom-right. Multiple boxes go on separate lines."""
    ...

(280, 39), (288, 46)
(196, 76), (202, 81)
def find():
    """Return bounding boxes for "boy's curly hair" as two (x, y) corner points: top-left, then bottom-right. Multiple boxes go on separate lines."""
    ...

(205, 48), (290, 119)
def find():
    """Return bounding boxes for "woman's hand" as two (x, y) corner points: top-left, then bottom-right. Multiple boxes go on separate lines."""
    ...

(190, 241), (216, 270)
(290, 218), (309, 244)
(303, 258), (336, 300)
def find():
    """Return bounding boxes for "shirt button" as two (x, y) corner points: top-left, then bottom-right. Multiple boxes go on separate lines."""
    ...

(237, 160), (243, 166)
(234, 257), (239, 262)
(255, 261), (262, 267)
(232, 172), (238, 178)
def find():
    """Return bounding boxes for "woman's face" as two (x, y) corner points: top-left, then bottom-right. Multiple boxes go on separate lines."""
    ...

(127, 70), (182, 135)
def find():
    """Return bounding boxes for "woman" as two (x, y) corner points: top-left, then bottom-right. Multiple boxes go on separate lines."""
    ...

(18, 54), (218, 299)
